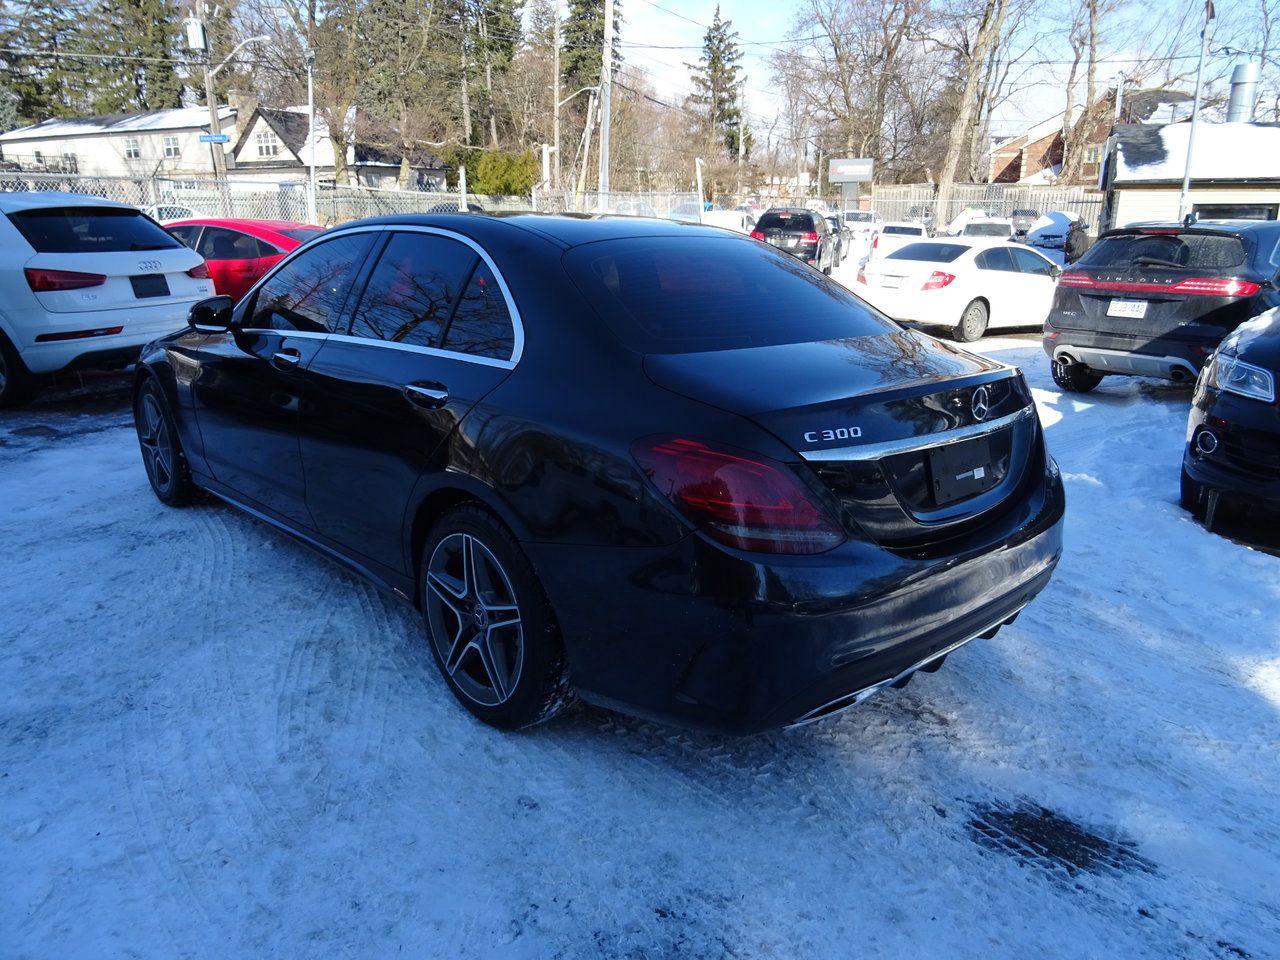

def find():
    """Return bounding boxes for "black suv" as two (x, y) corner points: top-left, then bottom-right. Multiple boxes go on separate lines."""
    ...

(1043, 220), (1280, 392)
(750, 208), (837, 274)
(1183, 312), (1280, 527)
(131, 214), (1062, 734)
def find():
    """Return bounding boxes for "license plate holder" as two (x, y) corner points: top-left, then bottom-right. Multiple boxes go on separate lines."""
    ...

(1107, 298), (1147, 319)
(130, 274), (170, 299)
(929, 436), (997, 506)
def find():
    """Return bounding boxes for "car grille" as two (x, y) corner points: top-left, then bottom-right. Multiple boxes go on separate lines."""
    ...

(1220, 427), (1280, 481)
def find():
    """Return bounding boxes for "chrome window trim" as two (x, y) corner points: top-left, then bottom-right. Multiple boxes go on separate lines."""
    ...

(800, 404), (1034, 462)
(236, 223), (523, 370)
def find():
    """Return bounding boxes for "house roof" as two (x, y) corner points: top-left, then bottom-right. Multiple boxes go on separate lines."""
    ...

(0, 106), (236, 142)
(1113, 122), (1280, 184)
(233, 106), (447, 171)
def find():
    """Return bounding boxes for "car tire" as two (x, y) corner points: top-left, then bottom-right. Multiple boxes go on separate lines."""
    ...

(133, 377), (199, 506)
(419, 504), (574, 730)
(953, 300), (989, 342)
(0, 330), (41, 409)
(1180, 466), (1206, 519)
(1050, 357), (1104, 393)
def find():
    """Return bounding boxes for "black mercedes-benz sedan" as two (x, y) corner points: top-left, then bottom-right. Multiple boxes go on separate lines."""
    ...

(132, 214), (1065, 734)
(1183, 309), (1280, 529)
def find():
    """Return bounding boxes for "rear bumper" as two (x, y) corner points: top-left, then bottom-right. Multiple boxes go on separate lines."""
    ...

(1185, 390), (1280, 504)
(1043, 323), (1218, 381)
(8, 302), (197, 374)
(527, 466), (1065, 734)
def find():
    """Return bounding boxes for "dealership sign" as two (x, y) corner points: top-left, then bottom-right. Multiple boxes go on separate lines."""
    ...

(828, 158), (874, 183)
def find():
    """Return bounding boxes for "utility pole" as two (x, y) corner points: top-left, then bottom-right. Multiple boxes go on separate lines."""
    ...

(459, 165), (467, 211)
(736, 84), (745, 199)
(1179, 0), (1215, 221)
(305, 47), (317, 224)
(598, 0), (614, 199)
(552, 6), (561, 191)
(695, 157), (705, 223)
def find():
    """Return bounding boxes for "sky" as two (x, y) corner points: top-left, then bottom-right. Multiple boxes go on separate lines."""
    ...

(614, 0), (1242, 147)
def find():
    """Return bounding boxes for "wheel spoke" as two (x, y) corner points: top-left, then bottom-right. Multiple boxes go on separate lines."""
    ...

(443, 626), (473, 676)
(476, 631), (509, 700)
(485, 615), (521, 632)
(427, 570), (466, 604)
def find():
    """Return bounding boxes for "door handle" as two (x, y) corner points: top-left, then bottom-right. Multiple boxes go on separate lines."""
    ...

(272, 348), (302, 370)
(404, 382), (449, 408)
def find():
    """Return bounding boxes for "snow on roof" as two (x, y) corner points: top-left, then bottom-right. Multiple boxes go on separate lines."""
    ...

(0, 107), (236, 142)
(1113, 122), (1280, 184)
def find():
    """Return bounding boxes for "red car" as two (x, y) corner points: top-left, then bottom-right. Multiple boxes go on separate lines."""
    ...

(164, 218), (323, 301)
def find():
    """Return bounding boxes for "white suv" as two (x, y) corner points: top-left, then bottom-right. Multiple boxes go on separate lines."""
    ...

(0, 192), (213, 407)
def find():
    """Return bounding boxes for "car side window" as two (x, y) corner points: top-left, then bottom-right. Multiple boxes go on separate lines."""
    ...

(248, 232), (375, 333)
(1011, 248), (1054, 276)
(347, 232), (479, 348)
(974, 247), (1018, 272)
(197, 226), (268, 261)
(441, 261), (515, 360)
(166, 224), (200, 248)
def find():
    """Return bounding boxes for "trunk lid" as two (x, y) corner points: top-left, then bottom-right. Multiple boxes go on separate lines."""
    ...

(644, 329), (1039, 549)
(24, 248), (210, 313)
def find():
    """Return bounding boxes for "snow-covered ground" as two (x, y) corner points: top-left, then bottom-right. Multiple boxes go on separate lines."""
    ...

(3, 325), (1279, 958)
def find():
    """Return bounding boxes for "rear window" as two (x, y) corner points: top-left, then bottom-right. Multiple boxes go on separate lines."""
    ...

(887, 242), (968, 263)
(844, 212), (874, 222)
(9, 206), (180, 253)
(1078, 231), (1246, 270)
(565, 236), (894, 353)
(963, 222), (1011, 237)
(756, 211), (814, 232)
(883, 225), (923, 236)
(279, 227), (324, 242)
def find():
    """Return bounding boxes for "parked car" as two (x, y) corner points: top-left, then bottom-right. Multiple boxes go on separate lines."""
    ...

(165, 218), (323, 301)
(858, 239), (1060, 341)
(1027, 211), (1074, 252)
(613, 200), (658, 218)
(750, 207), (838, 274)
(961, 218), (1015, 239)
(1042, 220), (1280, 393)
(428, 201), (486, 213)
(843, 210), (882, 238)
(131, 214), (1063, 733)
(825, 215), (852, 263)
(667, 201), (706, 223)
(867, 221), (928, 260)
(1182, 311), (1280, 528)
(946, 207), (994, 236)
(0, 191), (213, 408)
(144, 203), (198, 223)
(1010, 208), (1040, 239)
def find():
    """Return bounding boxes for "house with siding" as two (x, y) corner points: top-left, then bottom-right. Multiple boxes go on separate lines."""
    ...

(1103, 122), (1280, 227)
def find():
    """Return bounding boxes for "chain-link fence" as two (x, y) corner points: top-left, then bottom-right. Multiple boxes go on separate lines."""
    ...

(870, 183), (1105, 234)
(0, 171), (703, 227)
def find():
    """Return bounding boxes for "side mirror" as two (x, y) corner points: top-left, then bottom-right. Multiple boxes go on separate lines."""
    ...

(189, 295), (234, 333)
(1050, 264), (1063, 278)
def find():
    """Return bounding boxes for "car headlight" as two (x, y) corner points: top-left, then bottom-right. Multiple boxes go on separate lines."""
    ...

(1205, 353), (1276, 403)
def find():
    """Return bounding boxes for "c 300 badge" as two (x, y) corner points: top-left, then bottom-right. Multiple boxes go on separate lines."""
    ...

(803, 426), (862, 443)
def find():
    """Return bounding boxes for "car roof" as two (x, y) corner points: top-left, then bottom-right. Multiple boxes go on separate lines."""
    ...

(883, 220), (926, 229)
(0, 190), (135, 213)
(166, 217), (321, 236)
(1112, 219), (1280, 236)
(326, 212), (750, 250)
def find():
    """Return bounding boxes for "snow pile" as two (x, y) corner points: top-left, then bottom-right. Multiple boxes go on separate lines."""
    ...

(1113, 121), (1280, 183)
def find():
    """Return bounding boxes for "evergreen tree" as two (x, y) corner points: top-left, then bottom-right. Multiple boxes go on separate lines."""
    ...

(560, 0), (620, 92)
(686, 5), (748, 159)
(0, 0), (93, 121)
(86, 0), (184, 113)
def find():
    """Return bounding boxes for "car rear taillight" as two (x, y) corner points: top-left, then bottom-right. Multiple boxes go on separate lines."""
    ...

(750, 229), (765, 240)
(799, 231), (819, 243)
(1056, 272), (1259, 297)
(24, 268), (106, 292)
(922, 271), (955, 290)
(631, 436), (844, 554)
(187, 262), (210, 279)
(857, 267), (867, 284)
(872, 234), (879, 250)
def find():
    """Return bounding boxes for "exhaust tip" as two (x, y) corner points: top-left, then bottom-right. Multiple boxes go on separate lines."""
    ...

(1196, 430), (1219, 456)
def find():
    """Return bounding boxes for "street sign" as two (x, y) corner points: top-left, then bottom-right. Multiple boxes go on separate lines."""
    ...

(199, 133), (230, 144)
(828, 158), (874, 184)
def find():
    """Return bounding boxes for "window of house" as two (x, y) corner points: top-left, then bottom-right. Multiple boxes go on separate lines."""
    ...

(1083, 145), (1102, 165)
(255, 129), (280, 158)
(163, 136), (180, 159)
(124, 137), (141, 160)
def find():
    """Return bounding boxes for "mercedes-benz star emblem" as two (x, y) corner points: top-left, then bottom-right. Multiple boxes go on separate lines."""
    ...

(971, 385), (990, 422)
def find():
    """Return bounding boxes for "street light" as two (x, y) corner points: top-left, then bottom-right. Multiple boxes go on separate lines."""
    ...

(305, 47), (317, 224)
(1179, 0), (1217, 221)
(553, 85), (597, 195)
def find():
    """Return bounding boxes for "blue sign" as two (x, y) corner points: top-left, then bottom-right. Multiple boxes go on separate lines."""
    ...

(199, 133), (230, 144)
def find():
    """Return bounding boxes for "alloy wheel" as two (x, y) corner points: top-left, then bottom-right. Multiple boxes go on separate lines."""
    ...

(137, 394), (175, 493)
(424, 532), (525, 707)
(0, 350), (8, 395)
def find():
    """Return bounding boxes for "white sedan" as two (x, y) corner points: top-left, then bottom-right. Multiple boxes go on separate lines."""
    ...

(867, 221), (928, 260)
(855, 239), (1060, 341)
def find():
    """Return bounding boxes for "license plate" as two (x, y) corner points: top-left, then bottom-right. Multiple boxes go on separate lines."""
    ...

(130, 274), (170, 299)
(1107, 299), (1147, 319)
(880, 276), (902, 289)
(929, 436), (997, 506)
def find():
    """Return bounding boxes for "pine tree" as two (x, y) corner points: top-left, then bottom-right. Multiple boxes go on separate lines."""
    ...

(686, 5), (747, 159)
(86, 0), (184, 113)
(560, 0), (620, 92)
(0, 0), (93, 121)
